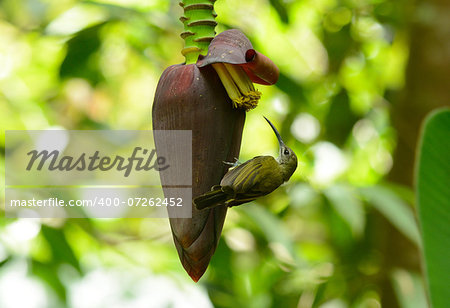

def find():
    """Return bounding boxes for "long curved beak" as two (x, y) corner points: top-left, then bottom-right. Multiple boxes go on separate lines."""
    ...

(263, 116), (285, 147)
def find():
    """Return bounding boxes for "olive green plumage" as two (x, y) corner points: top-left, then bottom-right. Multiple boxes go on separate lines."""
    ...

(194, 117), (297, 210)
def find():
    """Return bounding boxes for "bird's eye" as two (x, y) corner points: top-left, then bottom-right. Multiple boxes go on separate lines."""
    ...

(284, 149), (289, 155)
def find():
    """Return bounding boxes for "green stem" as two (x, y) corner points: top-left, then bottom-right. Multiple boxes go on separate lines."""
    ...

(180, 0), (217, 64)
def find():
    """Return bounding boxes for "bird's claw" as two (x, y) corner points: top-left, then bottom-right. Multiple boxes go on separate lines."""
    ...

(223, 157), (241, 168)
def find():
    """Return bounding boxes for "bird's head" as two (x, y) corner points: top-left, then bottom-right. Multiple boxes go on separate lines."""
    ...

(263, 116), (298, 180)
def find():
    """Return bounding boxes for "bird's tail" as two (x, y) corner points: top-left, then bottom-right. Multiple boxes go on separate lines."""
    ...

(194, 186), (229, 210)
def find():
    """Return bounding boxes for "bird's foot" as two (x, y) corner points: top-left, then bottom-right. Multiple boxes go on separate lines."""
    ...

(223, 157), (241, 168)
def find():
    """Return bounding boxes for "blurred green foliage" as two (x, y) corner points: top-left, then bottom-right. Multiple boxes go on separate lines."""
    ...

(0, 0), (437, 307)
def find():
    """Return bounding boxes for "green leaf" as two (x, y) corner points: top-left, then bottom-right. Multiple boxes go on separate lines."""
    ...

(60, 22), (107, 84)
(324, 90), (359, 146)
(416, 108), (450, 308)
(268, 0), (289, 24)
(391, 268), (427, 308)
(41, 225), (81, 273)
(359, 185), (421, 246)
(324, 184), (365, 237)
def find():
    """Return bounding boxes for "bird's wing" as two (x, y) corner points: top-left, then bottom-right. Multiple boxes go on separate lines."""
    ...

(221, 156), (276, 193)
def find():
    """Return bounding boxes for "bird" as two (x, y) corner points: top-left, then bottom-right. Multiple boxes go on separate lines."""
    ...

(194, 116), (297, 210)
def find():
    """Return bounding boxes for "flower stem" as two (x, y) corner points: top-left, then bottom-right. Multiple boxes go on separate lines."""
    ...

(180, 0), (217, 64)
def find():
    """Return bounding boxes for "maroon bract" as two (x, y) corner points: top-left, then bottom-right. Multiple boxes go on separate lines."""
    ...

(198, 29), (279, 86)
(153, 64), (244, 282)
